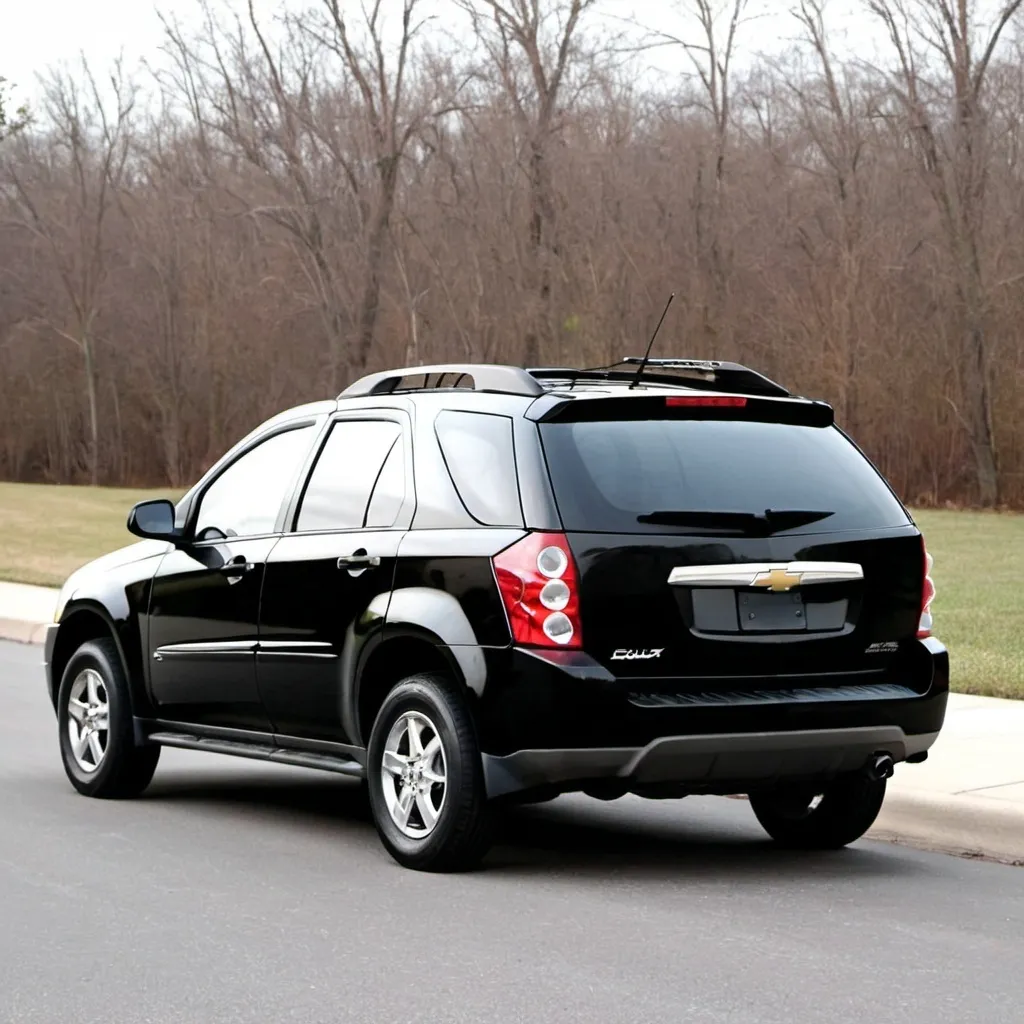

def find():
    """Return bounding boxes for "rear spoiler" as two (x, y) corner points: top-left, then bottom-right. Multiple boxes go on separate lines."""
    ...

(526, 391), (835, 427)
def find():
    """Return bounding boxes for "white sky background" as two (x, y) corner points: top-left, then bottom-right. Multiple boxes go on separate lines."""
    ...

(2, 0), (883, 111)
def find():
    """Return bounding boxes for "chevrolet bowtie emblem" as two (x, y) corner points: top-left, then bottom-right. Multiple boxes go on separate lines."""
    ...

(752, 567), (803, 592)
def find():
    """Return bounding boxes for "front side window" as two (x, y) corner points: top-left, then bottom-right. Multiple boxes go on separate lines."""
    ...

(296, 419), (405, 532)
(194, 425), (317, 539)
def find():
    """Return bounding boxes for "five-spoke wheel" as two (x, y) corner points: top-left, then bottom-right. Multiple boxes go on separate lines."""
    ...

(381, 711), (448, 838)
(57, 638), (160, 798)
(367, 673), (494, 872)
(66, 668), (110, 773)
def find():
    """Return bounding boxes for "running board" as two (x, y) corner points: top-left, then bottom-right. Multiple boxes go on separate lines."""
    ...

(146, 731), (366, 779)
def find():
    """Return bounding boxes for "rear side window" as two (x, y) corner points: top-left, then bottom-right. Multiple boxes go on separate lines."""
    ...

(540, 419), (909, 535)
(435, 410), (523, 527)
(296, 419), (404, 532)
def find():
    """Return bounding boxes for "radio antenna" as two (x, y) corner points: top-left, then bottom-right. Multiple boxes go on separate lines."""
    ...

(630, 293), (675, 389)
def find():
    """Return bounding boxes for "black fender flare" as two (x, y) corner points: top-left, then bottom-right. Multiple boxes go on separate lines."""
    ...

(52, 598), (145, 711)
(344, 587), (493, 744)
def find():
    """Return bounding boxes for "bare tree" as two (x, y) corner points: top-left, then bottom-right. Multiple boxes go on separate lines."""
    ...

(2, 60), (136, 483)
(3, 5), (1024, 506)
(163, 0), (448, 389)
(774, 0), (875, 424)
(457, 0), (599, 364)
(308, 0), (454, 375)
(0, 76), (30, 140)
(867, 0), (1023, 505)
(640, 0), (750, 355)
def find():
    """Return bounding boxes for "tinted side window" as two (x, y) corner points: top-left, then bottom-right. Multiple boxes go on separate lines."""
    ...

(434, 411), (523, 527)
(366, 436), (406, 528)
(195, 425), (316, 539)
(297, 419), (403, 532)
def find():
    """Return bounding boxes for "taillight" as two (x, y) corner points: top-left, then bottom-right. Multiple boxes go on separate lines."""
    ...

(666, 396), (747, 408)
(918, 541), (936, 638)
(493, 533), (582, 648)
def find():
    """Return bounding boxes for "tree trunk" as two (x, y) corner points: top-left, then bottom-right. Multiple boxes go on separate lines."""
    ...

(526, 140), (554, 367)
(958, 228), (999, 506)
(354, 160), (399, 374)
(962, 318), (999, 506)
(83, 336), (100, 486)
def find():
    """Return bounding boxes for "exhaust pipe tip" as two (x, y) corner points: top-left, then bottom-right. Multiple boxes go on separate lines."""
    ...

(866, 753), (895, 782)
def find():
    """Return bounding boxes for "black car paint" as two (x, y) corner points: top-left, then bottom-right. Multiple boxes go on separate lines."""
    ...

(45, 380), (949, 799)
(566, 526), (925, 681)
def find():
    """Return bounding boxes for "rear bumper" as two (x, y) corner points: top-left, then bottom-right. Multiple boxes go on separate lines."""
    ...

(483, 725), (938, 799)
(475, 637), (949, 797)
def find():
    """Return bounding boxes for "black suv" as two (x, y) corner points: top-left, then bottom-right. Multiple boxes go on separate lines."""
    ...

(44, 358), (947, 871)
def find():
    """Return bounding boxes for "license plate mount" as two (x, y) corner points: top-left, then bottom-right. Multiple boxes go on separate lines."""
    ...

(738, 591), (807, 632)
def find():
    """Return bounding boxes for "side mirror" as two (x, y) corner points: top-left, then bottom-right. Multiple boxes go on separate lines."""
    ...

(127, 499), (179, 542)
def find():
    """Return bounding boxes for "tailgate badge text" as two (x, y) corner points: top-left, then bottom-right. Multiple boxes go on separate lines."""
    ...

(611, 648), (664, 661)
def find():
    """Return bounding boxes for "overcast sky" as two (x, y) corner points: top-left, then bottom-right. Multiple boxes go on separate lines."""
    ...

(2, 0), (882, 107)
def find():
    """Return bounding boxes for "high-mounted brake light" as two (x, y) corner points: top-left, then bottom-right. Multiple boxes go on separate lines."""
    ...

(493, 533), (582, 648)
(665, 396), (747, 408)
(918, 540), (936, 638)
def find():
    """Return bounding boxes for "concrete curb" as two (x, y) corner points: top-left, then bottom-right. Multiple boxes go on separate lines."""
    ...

(871, 789), (1024, 866)
(0, 618), (51, 645)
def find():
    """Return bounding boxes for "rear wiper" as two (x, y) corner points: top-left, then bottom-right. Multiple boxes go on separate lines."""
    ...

(636, 508), (835, 532)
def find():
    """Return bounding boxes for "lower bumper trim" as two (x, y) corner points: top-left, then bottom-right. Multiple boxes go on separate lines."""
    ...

(482, 726), (940, 799)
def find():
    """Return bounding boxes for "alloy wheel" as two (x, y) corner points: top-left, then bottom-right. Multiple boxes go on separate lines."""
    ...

(380, 711), (447, 839)
(67, 668), (110, 773)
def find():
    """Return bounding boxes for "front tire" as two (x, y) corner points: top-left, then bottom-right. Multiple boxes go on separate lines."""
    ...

(366, 673), (494, 872)
(57, 638), (160, 799)
(749, 773), (886, 849)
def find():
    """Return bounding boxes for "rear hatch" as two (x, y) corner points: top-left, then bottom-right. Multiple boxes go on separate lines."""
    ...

(537, 393), (926, 693)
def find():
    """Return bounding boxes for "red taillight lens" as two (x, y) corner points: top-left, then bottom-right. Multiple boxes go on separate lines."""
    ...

(665, 395), (747, 408)
(493, 533), (582, 648)
(918, 541), (936, 638)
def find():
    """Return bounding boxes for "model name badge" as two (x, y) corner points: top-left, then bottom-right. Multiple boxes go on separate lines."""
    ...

(865, 642), (899, 654)
(611, 648), (664, 661)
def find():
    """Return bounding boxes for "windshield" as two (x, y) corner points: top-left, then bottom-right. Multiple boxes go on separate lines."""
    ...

(539, 418), (910, 535)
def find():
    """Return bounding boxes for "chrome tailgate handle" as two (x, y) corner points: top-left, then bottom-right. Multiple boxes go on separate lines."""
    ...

(668, 561), (863, 590)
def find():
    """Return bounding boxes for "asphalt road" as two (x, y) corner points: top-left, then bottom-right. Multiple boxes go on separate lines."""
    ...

(1, 640), (1021, 1024)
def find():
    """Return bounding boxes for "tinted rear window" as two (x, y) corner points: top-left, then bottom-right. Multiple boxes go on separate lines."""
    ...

(540, 419), (909, 534)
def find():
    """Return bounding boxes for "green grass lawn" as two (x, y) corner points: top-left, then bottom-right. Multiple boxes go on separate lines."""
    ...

(0, 483), (1020, 698)
(914, 509), (1024, 701)
(0, 482), (170, 588)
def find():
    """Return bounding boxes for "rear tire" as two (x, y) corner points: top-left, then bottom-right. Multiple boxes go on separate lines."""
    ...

(57, 638), (160, 799)
(749, 774), (886, 849)
(366, 673), (494, 872)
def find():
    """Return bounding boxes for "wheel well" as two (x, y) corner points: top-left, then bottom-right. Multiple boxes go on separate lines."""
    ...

(49, 611), (117, 707)
(357, 638), (457, 744)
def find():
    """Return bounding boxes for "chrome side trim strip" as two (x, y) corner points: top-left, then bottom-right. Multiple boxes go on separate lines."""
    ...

(258, 640), (332, 649)
(668, 561), (863, 588)
(154, 640), (257, 658)
(255, 640), (338, 660)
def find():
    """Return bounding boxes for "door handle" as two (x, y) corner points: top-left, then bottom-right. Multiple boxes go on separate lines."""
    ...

(221, 557), (255, 580)
(337, 551), (381, 569)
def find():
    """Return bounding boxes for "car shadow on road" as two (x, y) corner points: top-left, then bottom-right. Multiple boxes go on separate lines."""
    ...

(138, 768), (931, 882)
(487, 801), (922, 882)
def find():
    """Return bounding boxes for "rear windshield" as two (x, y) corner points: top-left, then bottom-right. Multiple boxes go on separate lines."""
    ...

(539, 419), (910, 535)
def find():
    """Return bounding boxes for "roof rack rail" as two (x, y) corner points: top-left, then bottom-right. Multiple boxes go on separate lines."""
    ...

(617, 358), (789, 397)
(341, 363), (544, 399)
